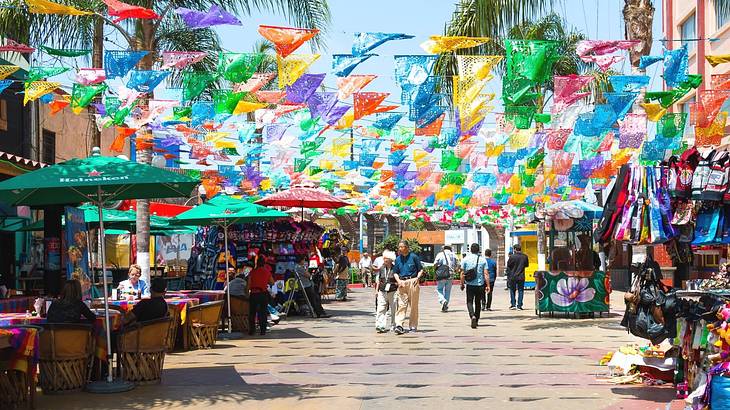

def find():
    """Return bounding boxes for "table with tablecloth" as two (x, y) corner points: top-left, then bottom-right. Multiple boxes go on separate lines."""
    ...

(0, 297), (35, 313)
(97, 297), (199, 324)
(0, 326), (40, 408)
(167, 291), (224, 304)
(0, 311), (123, 361)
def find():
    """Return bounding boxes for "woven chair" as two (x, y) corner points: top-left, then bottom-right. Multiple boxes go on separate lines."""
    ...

(117, 317), (172, 385)
(228, 296), (249, 333)
(184, 301), (224, 350)
(38, 323), (94, 394)
(165, 306), (180, 352)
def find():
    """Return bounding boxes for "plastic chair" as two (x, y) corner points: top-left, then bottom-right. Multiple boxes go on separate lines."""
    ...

(184, 301), (224, 350)
(38, 323), (94, 393)
(117, 317), (172, 384)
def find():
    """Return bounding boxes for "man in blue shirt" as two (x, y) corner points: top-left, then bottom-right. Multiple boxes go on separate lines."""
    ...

(484, 249), (498, 311)
(392, 240), (423, 335)
(460, 243), (490, 329)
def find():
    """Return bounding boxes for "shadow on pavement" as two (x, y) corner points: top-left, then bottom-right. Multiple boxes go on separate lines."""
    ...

(609, 385), (676, 405)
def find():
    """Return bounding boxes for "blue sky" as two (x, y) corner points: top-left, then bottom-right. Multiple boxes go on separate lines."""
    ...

(215, 0), (666, 107)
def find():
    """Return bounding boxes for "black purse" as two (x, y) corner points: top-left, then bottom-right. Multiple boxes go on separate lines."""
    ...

(464, 256), (480, 282)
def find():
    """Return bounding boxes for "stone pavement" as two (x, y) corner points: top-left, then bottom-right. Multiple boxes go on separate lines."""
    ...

(39, 282), (684, 410)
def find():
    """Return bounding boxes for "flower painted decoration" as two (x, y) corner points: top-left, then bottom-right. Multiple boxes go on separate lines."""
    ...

(550, 277), (595, 307)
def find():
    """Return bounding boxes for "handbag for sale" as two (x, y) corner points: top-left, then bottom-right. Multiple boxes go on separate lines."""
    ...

(692, 207), (721, 246)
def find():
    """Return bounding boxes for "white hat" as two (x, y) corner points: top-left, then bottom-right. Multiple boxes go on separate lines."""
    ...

(382, 250), (396, 261)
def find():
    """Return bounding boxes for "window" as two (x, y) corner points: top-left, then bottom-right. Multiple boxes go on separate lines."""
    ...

(681, 13), (696, 52)
(717, 0), (730, 30)
(42, 130), (55, 164)
(681, 96), (696, 116)
(0, 99), (7, 131)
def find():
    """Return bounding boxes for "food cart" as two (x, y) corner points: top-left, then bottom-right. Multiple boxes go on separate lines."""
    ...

(535, 200), (610, 317)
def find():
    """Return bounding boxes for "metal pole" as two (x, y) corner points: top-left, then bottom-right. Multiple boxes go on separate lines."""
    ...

(358, 212), (363, 254)
(223, 224), (232, 333)
(97, 188), (114, 383)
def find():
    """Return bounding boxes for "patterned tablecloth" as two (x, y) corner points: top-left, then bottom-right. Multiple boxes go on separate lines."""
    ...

(0, 311), (123, 361)
(0, 297), (35, 313)
(166, 291), (224, 304)
(96, 298), (199, 324)
(0, 326), (40, 375)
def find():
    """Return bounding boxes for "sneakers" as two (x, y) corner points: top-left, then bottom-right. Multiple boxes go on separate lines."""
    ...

(517, 307), (524, 310)
(470, 317), (477, 329)
(509, 306), (517, 310)
(409, 327), (417, 333)
(481, 306), (486, 311)
(376, 327), (386, 333)
(441, 301), (449, 312)
(316, 313), (331, 318)
(394, 326), (405, 335)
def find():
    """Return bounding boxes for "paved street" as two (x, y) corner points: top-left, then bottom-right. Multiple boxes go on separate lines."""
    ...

(41, 282), (681, 410)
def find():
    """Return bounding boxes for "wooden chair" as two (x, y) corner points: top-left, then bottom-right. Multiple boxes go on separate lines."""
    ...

(117, 318), (172, 385)
(0, 325), (42, 409)
(165, 306), (181, 352)
(228, 295), (249, 333)
(38, 323), (94, 394)
(184, 301), (224, 350)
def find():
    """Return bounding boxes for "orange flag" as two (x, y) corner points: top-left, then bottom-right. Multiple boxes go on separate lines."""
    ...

(258, 25), (319, 58)
(336, 74), (376, 100)
(415, 114), (445, 136)
(49, 99), (69, 115)
(353, 92), (388, 120)
(111, 127), (136, 153)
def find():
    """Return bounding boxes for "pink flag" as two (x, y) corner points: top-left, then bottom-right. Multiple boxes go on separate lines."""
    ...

(161, 51), (207, 69)
(234, 73), (275, 93)
(576, 40), (639, 57)
(76, 68), (106, 85)
(553, 75), (593, 111)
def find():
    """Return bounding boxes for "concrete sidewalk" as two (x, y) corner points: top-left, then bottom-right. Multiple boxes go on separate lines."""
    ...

(38, 283), (683, 410)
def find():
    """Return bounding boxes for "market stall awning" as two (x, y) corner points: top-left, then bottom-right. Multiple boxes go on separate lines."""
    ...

(255, 187), (350, 209)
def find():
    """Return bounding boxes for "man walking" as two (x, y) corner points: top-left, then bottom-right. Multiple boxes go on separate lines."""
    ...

(484, 249), (497, 311)
(507, 244), (529, 310)
(334, 247), (351, 301)
(393, 240), (423, 335)
(433, 245), (457, 312)
(359, 252), (373, 287)
(460, 243), (489, 329)
(373, 250), (398, 332)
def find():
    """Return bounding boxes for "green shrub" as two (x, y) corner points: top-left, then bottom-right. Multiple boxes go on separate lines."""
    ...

(374, 236), (421, 254)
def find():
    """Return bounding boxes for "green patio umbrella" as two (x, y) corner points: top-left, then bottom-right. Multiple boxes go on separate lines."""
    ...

(171, 195), (288, 332)
(0, 149), (197, 391)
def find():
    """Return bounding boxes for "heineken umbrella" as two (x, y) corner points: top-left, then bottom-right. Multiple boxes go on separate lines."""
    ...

(171, 195), (288, 332)
(0, 149), (197, 392)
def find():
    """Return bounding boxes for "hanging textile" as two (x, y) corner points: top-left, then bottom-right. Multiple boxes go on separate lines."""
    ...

(25, 0), (92, 15)
(0, 79), (12, 95)
(258, 25), (319, 58)
(110, 127), (136, 153)
(234, 72), (275, 94)
(23, 81), (60, 105)
(181, 71), (215, 101)
(0, 39), (34, 53)
(103, 0), (158, 22)
(545, 129), (571, 150)
(48, 98), (69, 115)
(695, 112), (727, 147)
(71, 83), (108, 114)
(618, 113), (646, 149)
(161, 51), (207, 70)
(639, 55), (663, 69)
(175, 5), (242, 29)
(352, 32), (413, 55)
(232, 101), (266, 115)
(26, 66), (69, 83)
(609, 75), (650, 93)
(663, 45), (689, 88)
(353, 92), (388, 120)
(712, 73), (730, 90)
(576, 40), (639, 57)
(415, 113), (444, 136)
(0, 65), (19, 80)
(706, 54), (730, 67)
(420, 35), (490, 54)
(285, 73), (325, 104)
(39, 45), (90, 57)
(254, 90), (286, 104)
(277, 54), (320, 88)
(504, 105), (536, 129)
(191, 101), (214, 127)
(332, 54), (376, 77)
(336, 74), (376, 100)
(212, 90), (245, 115)
(696, 89), (730, 128)
(640, 102), (666, 122)
(218, 52), (264, 83)
(552, 75), (592, 112)
(372, 112), (403, 131)
(104, 50), (149, 78)
(605, 92), (637, 120)
(307, 92), (337, 119)
(126, 70), (169, 92)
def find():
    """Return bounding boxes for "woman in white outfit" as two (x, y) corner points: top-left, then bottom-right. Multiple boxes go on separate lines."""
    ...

(374, 250), (398, 333)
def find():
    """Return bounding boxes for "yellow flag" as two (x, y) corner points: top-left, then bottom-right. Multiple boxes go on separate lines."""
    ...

(485, 142), (504, 157)
(510, 128), (535, 149)
(0, 65), (19, 80)
(334, 109), (354, 129)
(204, 132), (229, 142)
(233, 101), (267, 115)
(24, 81), (61, 105)
(277, 54), (320, 88)
(260, 179), (272, 191)
(640, 102), (666, 122)
(319, 159), (334, 169)
(706, 54), (730, 67)
(413, 149), (428, 162)
(26, 0), (92, 15)
(420, 36), (490, 54)
(214, 141), (236, 149)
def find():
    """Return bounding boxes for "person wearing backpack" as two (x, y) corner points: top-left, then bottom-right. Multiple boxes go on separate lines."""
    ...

(433, 245), (457, 312)
(460, 243), (489, 329)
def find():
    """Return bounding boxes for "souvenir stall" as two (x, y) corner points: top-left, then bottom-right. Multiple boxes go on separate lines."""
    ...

(535, 200), (609, 317)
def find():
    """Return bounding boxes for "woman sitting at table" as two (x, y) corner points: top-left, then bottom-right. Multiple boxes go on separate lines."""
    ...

(122, 278), (168, 326)
(117, 264), (150, 299)
(47, 279), (96, 323)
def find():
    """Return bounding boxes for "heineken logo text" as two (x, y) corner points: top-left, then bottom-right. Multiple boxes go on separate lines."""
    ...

(59, 175), (130, 183)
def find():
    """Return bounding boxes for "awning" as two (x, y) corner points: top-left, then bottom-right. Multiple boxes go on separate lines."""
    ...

(118, 200), (192, 217)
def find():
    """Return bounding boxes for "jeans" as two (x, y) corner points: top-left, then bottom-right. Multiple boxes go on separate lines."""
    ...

(486, 280), (496, 309)
(249, 292), (269, 335)
(304, 285), (325, 316)
(395, 278), (420, 329)
(375, 290), (397, 329)
(509, 280), (525, 308)
(436, 279), (452, 305)
(335, 278), (348, 300)
(466, 284), (484, 320)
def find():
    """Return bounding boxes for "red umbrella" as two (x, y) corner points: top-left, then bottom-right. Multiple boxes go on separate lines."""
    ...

(255, 187), (350, 209)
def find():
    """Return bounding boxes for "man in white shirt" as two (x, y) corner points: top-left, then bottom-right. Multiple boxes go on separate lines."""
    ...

(433, 245), (457, 312)
(359, 252), (373, 287)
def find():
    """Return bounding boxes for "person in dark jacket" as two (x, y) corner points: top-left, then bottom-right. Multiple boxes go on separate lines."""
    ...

(46, 279), (96, 323)
(506, 244), (529, 310)
(123, 278), (169, 326)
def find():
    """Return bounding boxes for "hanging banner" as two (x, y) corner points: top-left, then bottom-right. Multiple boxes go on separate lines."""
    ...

(64, 206), (91, 300)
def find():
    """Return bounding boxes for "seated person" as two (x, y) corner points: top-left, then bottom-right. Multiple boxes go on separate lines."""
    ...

(123, 278), (168, 326)
(225, 267), (248, 298)
(117, 264), (150, 299)
(47, 279), (96, 323)
(551, 247), (572, 271)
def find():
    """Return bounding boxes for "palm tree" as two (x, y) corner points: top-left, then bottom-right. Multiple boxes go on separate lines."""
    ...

(622, 0), (654, 70)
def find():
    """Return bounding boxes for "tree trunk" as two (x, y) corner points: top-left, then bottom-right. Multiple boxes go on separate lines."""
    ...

(623, 0), (655, 67)
(134, 18), (156, 286)
(90, 16), (104, 150)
